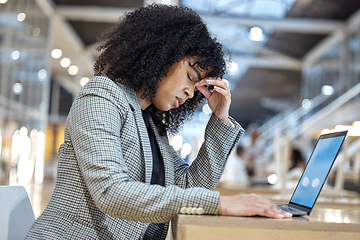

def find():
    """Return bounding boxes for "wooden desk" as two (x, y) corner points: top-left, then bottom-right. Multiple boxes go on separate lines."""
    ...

(172, 208), (360, 240)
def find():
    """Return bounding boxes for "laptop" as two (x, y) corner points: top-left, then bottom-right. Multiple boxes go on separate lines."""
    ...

(277, 130), (348, 216)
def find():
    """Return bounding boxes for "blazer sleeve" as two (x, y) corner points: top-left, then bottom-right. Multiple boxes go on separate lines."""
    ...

(172, 114), (245, 189)
(67, 91), (222, 223)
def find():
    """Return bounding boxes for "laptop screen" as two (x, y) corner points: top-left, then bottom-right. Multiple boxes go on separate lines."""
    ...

(290, 132), (346, 208)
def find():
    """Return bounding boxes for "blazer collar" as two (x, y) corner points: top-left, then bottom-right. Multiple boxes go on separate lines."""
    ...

(117, 82), (142, 113)
(115, 81), (154, 184)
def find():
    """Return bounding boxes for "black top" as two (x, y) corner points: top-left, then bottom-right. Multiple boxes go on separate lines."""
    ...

(141, 110), (165, 186)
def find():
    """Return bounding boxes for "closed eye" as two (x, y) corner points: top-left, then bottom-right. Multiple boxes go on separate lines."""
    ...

(187, 73), (192, 82)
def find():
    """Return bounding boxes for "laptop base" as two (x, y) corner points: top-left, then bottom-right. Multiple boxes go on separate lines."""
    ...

(277, 204), (308, 216)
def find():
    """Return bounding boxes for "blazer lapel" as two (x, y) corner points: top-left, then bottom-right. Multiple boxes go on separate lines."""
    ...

(122, 85), (153, 184)
(149, 119), (173, 186)
(133, 110), (153, 184)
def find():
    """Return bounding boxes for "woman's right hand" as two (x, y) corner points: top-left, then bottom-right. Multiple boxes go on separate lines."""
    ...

(218, 193), (292, 219)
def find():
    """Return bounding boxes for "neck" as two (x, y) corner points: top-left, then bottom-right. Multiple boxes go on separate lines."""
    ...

(136, 91), (152, 110)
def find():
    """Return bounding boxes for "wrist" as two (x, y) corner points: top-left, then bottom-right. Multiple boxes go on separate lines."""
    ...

(218, 195), (228, 216)
(214, 113), (229, 125)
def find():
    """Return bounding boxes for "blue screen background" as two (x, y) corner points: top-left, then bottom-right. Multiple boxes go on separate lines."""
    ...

(290, 136), (345, 208)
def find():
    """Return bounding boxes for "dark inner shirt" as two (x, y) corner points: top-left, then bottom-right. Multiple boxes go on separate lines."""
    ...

(141, 110), (165, 186)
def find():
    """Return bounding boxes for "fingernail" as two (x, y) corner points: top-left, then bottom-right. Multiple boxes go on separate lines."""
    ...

(285, 213), (292, 217)
(277, 214), (284, 218)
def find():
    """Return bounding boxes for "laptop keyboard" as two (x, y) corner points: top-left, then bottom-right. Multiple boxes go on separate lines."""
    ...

(277, 205), (300, 213)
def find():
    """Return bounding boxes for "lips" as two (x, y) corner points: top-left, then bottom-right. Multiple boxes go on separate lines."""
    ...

(175, 97), (184, 108)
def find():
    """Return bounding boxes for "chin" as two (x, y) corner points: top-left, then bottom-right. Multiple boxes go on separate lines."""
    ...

(167, 105), (177, 111)
(157, 105), (172, 111)
(153, 101), (174, 111)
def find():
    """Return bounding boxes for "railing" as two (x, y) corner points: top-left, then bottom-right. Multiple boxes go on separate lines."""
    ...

(298, 82), (360, 137)
(258, 83), (360, 191)
(256, 8), (360, 192)
(258, 91), (330, 143)
(259, 82), (360, 143)
(334, 136), (360, 192)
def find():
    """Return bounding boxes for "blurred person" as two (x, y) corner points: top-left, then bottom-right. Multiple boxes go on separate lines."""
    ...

(244, 127), (267, 182)
(287, 148), (306, 181)
(26, 4), (291, 240)
(232, 144), (248, 184)
(221, 144), (248, 185)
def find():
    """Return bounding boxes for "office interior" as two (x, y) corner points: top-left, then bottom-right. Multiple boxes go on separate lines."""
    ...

(0, 0), (360, 238)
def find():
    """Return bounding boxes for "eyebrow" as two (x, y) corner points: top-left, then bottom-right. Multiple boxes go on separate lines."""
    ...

(188, 61), (202, 81)
(193, 67), (202, 81)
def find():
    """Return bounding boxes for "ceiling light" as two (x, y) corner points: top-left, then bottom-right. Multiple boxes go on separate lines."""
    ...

(228, 62), (238, 72)
(17, 13), (26, 22)
(51, 49), (62, 59)
(0, 0), (8, 4)
(302, 99), (312, 109)
(60, 58), (71, 68)
(169, 135), (183, 151)
(68, 65), (79, 75)
(202, 104), (212, 115)
(38, 69), (47, 80)
(13, 83), (23, 94)
(80, 77), (90, 86)
(249, 27), (264, 41)
(11, 50), (20, 60)
(267, 174), (278, 185)
(321, 85), (334, 96)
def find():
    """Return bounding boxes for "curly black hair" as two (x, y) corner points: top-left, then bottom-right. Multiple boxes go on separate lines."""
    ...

(94, 4), (226, 136)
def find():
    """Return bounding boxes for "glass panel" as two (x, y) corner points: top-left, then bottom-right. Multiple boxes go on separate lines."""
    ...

(0, 0), (51, 185)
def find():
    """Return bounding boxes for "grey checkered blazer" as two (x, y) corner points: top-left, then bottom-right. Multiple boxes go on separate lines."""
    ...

(26, 76), (244, 239)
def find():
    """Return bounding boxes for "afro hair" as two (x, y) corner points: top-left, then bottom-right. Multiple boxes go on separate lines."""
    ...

(94, 4), (227, 136)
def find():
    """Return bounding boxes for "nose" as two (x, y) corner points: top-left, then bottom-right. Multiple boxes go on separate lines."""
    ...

(184, 84), (195, 99)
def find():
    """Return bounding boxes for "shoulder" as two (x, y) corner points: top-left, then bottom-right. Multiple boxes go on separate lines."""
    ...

(78, 76), (140, 111)
(80, 76), (127, 102)
(66, 77), (136, 132)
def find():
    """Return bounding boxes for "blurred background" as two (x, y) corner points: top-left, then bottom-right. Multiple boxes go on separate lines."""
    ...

(1, 0), (360, 218)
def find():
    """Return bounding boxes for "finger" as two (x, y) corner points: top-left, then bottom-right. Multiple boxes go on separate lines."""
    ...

(283, 212), (293, 218)
(265, 207), (292, 219)
(253, 197), (292, 219)
(272, 211), (292, 219)
(197, 79), (228, 89)
(213, 86), (231, 100)
(257, 207), (282, 219)
(196, 85), (211, 99)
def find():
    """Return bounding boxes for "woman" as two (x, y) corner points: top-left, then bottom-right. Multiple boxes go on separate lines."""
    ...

(27, 4), (291, 240)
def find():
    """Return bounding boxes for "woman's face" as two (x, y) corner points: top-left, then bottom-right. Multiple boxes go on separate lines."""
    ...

(151, 57), (207, 111)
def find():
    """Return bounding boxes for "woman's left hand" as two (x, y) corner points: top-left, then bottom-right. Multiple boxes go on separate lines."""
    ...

(195, 77), (231, 124)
